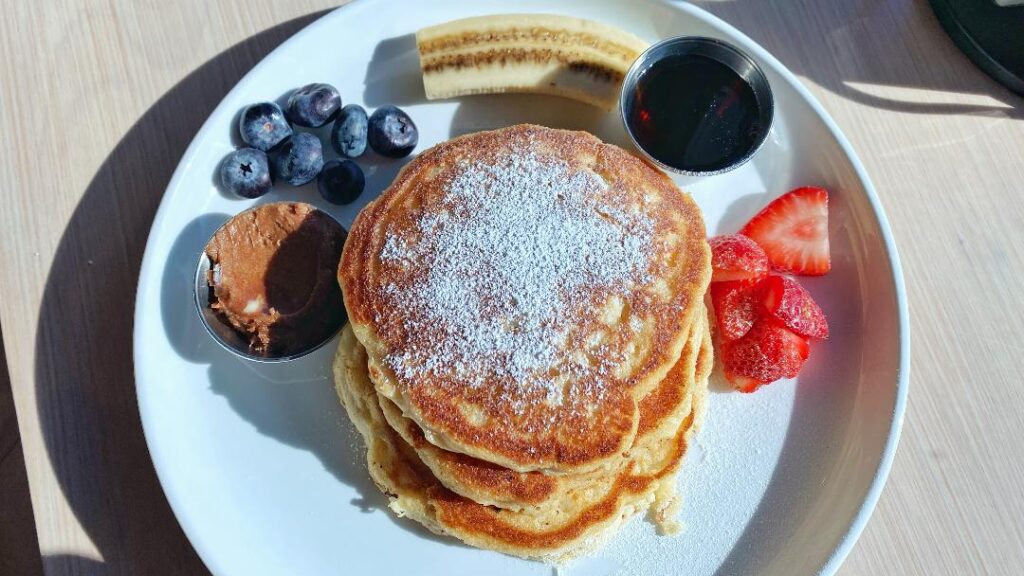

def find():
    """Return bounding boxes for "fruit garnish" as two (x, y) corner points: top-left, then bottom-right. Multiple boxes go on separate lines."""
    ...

(740, 186), (830, 276)
(332, 104), (369, 158)
(318, 159), (365, 206)
(238, 102), (292, 152)
(415, 14), (648, 111)
(710, 280), (761, 341)
(219, 148), (272, 199)
(228, 85), (418, 206)
(286, 83), (342, 128)
(761, 275), (829, 339)
(273, 133), (324, 186)
(709, 234), (769, 282)
(721, 313), (809, 390)
(368, 105), (418, 158)
(723, 371), (764, 394)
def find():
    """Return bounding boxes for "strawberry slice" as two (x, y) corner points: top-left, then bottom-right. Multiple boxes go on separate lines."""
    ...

(710, 280), (761, 341)
(709, 234), (769, 283)
(722, 313), (810, 390)
(724, 371), (765, 394)
(740, 186), (830, 275)
(762, 275), (829, 339)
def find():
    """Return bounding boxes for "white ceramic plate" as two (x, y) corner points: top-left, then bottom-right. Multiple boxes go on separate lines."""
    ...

(133, 1), (909, 574)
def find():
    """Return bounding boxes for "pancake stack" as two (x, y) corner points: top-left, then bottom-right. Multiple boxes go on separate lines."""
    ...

(334, 125), (711, 562)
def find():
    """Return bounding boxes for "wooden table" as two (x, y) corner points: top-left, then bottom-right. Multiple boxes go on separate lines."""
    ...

(1, 1), (1021, 574)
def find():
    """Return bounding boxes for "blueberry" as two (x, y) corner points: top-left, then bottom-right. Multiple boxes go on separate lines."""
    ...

(238, 102), (292, 151)
(367, 105), (418, 158)
(286, 83), (342, 128)
(273, 133), (324, 186)
(318, 160), (365, 205)
(331, 104), (369, 158)
(220, 148), (272, 198)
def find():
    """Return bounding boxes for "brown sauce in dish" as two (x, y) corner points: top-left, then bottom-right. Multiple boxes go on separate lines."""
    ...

(629, 54), (763, 173)
(204, 202), (346, 357)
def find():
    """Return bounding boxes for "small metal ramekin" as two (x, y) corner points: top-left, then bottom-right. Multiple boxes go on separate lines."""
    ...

(194, 202), (345, 363)
(620, 36), (775, 177)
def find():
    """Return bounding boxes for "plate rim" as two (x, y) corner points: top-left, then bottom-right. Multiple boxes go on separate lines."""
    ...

(132, 1), (910, 574)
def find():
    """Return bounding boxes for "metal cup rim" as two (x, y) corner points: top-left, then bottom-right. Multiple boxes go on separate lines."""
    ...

(193, 201), (345, 363)
(619, 35), (775, 177)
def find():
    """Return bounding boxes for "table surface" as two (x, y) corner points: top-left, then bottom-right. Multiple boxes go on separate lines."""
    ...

(1, 0), (1022, 574)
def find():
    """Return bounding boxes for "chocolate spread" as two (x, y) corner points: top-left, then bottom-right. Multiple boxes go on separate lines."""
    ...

(204, 202), (347, 357)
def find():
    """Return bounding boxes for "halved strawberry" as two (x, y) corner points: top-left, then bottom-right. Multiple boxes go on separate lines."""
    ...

(722, 313), (810, 390)
(709, 234), (769, 282)
(740, 186), (830, 276)
(710, 280), (761, 341)
(762, 275), (829, 339)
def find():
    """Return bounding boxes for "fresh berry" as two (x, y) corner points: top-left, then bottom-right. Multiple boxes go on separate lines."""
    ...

(709, 234), (769, 282)
(710, 280), (761, 341)
(368, 105), (418, 158)
(273, 133), (324, 186)
(286, 83), (342, 128)
(761, 275), (829, 339)
(238, 102), (292, 151)
(722, 314), (809, 389)
(331, 104), (369, 158)
(724, 371), (764, 394)
(740, 186), (830, 275)
(318, 159), (365, 205)
(219, 148), (272, 199)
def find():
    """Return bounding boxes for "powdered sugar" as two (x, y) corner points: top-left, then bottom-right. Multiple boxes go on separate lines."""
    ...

(560, 377), (798, 575)
(380, 150), (653, 404)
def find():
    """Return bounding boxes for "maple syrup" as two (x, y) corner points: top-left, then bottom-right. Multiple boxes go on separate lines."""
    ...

(628, 53), (764, 173)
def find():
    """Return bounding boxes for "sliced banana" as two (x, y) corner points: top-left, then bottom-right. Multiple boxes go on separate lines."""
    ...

(416, 14), (649, 111)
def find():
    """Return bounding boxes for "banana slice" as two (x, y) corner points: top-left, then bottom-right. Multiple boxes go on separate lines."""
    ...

(416, 14), (649, 111)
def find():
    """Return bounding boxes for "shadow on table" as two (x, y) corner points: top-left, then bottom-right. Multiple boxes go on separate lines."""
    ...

(693, 0), (1022, 119)
(31, 11), (332, 575)
(41, 556), (106, 575)
(0, 327), (44, 576)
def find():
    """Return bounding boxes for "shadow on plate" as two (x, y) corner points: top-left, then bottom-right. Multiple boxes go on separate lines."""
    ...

(448, 93), (612, 139)
(363, 33), (425, 107)
(157, 215), (457, 548)
(709, 347), (860, 574)
(714, 192), (770, 236)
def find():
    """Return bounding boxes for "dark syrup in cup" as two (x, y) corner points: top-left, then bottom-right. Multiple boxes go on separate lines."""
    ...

(631, 54), (761, 172)
(621, 37), (774, 176)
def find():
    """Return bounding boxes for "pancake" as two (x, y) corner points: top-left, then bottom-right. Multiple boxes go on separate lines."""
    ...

(333, 325), (711, 562)
(371, 309), (709, 511)
(339, 124), (711, 474)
